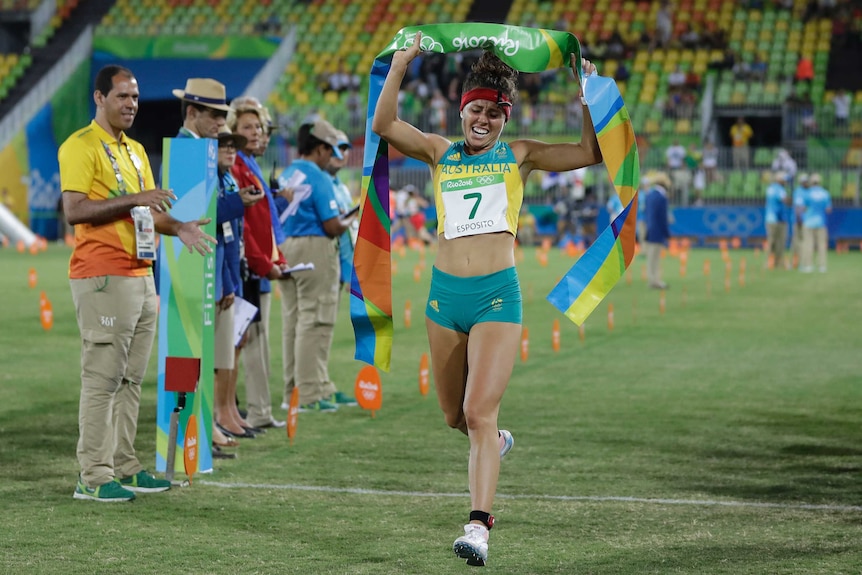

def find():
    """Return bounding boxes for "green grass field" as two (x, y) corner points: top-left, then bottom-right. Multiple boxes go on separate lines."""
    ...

(1, 243), (861, 574)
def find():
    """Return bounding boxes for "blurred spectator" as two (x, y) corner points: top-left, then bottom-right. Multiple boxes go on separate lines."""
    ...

(517, 205), (537, 247)
(789, 173), (809, 268)
(665, 139), (690, 197)
(405, 187), (434, 245)
(798, 173), (832, 273)
(429, 89), (449, 134)
(749, 54), (768, 82)
(328, 63), (360, 93)
(345, 88), (362, 127)
(606, 30), (627, 58)
(615, 61), (631, 82)
(730, 117), (753, 169)
(803, 0), (818, 21)
(764, 170), (789, 269)
(702, 24), (728, 50)
(794, 55), (814, 87)
(771, 149), (797, 186)
(733, 56), (751, 80)
(832, 89), (851, 131)
(684, 68), (701, 93)
(708, 48), (736, 71)
(785, 87), (816, 137)
(579, 189), (600, 247)
(702, 141), (720, 184)
(654, 1), (673, 49)
(668, 65), (686, 91)
(520, 73), (542, 104)
(644, 172), (671, 289)
(680, 24), (700, 49)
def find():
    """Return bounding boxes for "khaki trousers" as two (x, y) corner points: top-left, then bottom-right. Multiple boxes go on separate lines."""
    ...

(70, 275), (156, 487)
(790, 222), (803, 265)
(278, 236), (339, 405)
(645, 242), (665, 287)
(801, 226), (828, 271)
(766, 222), (787, 267)
(242, 291), (274, 426)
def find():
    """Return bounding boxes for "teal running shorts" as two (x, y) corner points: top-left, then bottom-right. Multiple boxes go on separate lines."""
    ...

(426, 266), (522, 333)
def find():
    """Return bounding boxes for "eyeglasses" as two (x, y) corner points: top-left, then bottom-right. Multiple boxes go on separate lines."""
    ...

(219, 143), (237, 150)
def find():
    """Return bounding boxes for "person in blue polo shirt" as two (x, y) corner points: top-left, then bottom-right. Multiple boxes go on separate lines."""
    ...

(764, 171), (789, 270)
(798, 173), (832, 273)
(276, 119), (357, 412)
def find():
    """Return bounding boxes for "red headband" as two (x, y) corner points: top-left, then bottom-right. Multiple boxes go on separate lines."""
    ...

(460, 88), (512, 121)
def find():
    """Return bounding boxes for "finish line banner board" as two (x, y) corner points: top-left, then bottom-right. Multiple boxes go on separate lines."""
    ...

(155, 138), (218, 474)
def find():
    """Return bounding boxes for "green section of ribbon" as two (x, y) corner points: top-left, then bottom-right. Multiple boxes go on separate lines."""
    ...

(377, 23), (581, 77)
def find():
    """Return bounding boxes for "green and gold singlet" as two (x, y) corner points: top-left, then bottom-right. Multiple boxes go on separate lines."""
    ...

(433, 141), (523, 239)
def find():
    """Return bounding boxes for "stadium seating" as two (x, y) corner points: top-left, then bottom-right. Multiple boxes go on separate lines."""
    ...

(267, 0), (469, 121)
(0, 0), (77, 102)
(86, 0), (859, 204)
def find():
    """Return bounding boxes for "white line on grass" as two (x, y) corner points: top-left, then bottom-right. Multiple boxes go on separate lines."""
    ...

(198, 481), (862, 513)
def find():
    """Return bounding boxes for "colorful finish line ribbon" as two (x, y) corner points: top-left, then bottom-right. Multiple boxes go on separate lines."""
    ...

(350, 23), (637, 371)
(546, 75), (640, 325)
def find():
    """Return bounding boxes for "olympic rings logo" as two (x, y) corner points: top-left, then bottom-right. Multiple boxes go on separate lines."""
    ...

(389, 31), (443, 53)
(476, 176), (495, 185)
(702, 208), (762, 236)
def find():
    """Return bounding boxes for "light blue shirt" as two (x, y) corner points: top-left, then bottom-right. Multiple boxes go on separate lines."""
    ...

(764, 182), (786, 224)
(278, 159), (340, 237)
(801, 186), (831, 229)
(791, 184), (808, 224)
(607, 194), (624, 221)
(332, 175), (355, 285)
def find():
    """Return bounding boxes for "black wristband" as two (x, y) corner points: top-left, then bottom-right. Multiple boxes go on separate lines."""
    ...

(469, 510), (495, 530)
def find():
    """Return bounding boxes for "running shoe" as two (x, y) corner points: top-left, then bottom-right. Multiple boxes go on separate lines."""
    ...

(118, 470), (171, 493)
(328, 391), (358, 406)
(453, 523), (489, 566)
(73, 477), (135, 502)
(499, 430), (514, 459)
(298, 400), (338, 413)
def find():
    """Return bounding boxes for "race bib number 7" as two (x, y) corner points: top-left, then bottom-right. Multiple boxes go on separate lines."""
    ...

(441, 174), (509, 239)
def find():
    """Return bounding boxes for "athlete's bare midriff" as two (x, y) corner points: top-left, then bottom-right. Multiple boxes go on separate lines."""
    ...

(434, 232), (516, 277)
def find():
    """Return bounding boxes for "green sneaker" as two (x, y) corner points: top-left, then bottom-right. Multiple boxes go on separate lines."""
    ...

(73, 477), (135, 502)
(328, 391), (358, 407)
(299, 399), (338, 413)
(119, 470), (171, 493)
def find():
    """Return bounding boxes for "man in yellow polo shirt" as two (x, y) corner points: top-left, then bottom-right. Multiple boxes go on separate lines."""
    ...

(730, 116), (753, 170)
(59, 64), (215, 502)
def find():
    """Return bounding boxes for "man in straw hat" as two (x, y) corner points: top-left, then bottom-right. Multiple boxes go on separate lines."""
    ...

(173, 78), (262, 453)
(644, 171), (671, 289)
(173, 78), (232, 139)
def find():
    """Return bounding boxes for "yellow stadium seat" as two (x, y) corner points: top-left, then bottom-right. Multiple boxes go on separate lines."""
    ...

(674, 119), (691, 134)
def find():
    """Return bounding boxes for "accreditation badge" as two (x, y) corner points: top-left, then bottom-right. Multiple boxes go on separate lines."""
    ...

(131, 206), (157, 260)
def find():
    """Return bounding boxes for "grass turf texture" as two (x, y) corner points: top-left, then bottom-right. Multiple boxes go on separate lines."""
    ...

(1, 243), (861, 574)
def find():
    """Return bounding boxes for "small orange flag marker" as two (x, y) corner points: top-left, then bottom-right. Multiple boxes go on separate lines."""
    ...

(355, 365), (382, 417)
(183, 415), (198, 484)
(418, 353), (430, 396)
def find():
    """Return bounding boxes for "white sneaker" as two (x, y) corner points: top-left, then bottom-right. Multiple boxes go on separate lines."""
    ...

(499, 430), (514, 459)
(280, 402), (289, 410)
(453, 523), (489, 566)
